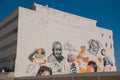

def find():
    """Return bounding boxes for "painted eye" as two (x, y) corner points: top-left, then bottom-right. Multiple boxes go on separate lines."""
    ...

(55, 49), (61, 51)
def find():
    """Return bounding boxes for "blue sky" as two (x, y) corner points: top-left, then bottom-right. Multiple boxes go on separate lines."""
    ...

(0, 0), (120, 71)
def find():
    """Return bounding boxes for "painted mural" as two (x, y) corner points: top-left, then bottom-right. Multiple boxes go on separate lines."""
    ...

(14, 5), (116, 77)
(36, 65), (52, 76)
(27, 40), (114, 76)
(88, 39), (102, 56)
(47, 41), (68, 74)
(28, 48), (46, 66)
(101, 49), (113, 72)
(26, 64), (36, 76)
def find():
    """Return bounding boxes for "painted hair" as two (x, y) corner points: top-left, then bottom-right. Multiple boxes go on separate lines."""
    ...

(81, 45), (86, 49)
(38, 48), (45, 55)
(28, 48), (45, 61)
(36, 66), (52, 76)
(101, 49), (105, 56)
(88, 61), (97, 72)
(52, 41), (62, 51)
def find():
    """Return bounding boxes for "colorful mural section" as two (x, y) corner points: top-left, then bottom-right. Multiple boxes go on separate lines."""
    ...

(26, 40), (114, 77)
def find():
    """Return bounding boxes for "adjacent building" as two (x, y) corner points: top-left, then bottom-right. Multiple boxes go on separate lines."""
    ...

(0, 3), (116, 77)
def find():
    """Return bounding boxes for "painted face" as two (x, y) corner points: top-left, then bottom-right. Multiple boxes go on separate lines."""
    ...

(89, 40), (100, 55)
(54, 44), (62, 58)
(81, 46), (86, 53)
(27, 64), (36, 75)
(72, 54), (76, 61)
(91, 41), (99, 52)
(86, 65), (94, 72)
(104, 64), (112, 72)
(37, 48), (42, 55)
(41, 70), (50, 76)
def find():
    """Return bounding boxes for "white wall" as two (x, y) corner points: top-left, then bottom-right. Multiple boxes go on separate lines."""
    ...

(15, 6), (116, 77)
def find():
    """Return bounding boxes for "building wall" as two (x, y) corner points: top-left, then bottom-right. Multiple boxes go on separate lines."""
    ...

(0, 9), (18, 71)
(35, 3), (97, 28)
(15, 5), (116, 77)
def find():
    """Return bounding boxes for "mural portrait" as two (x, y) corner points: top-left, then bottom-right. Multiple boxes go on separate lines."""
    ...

(47, 41), (68, 74)
(28, 48), (46, 66)
(86, 61), (97, 72)
(88, 39), (102, 56)
(97, 56), (103, 71)
(76, 46), (89, 73)
(101, 49), (113, 72)
(67, 53), (77, 73)
(36, 66), (52, 76)
(26, 64), (36, 76)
